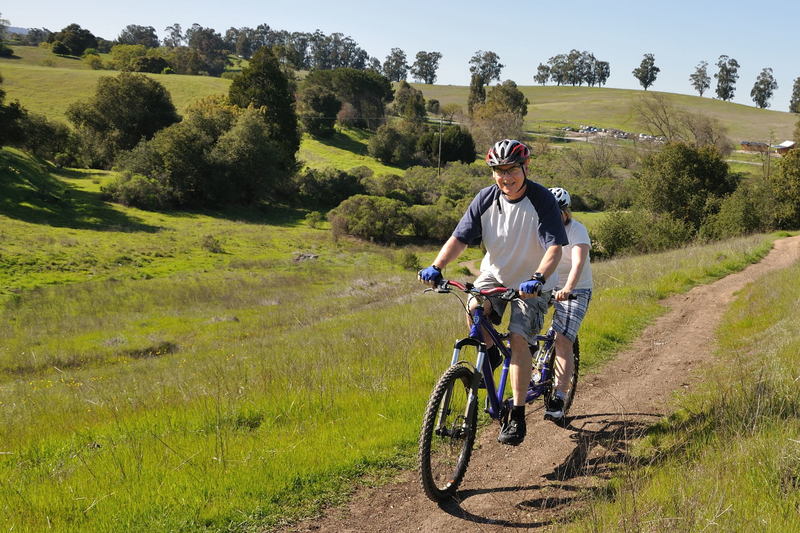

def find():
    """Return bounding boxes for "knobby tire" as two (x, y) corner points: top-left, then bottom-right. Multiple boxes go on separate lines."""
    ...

(418, 364), (478, 502)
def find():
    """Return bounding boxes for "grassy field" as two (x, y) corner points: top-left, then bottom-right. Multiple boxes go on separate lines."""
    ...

(0, 146), (782, 531)
(414, 83), (797, 143)
(568, 237), (800, 532)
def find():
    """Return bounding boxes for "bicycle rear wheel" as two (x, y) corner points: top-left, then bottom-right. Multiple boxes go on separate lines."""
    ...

(418, 364), (478, 502)
(560, 335), (580, 420)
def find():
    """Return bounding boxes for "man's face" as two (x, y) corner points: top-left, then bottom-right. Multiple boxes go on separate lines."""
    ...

(492, 162), (526, 199)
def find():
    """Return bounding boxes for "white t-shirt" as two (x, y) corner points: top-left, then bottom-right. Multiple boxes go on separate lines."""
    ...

(556, 219), (593, 290)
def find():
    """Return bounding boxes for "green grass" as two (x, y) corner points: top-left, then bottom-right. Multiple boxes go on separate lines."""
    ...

(0, 46), (231, 122)
(0, 146), (781, 530)
(566, 238), (800, 532)
(414, 84), (797, 142)
(297, 128), (404, 175)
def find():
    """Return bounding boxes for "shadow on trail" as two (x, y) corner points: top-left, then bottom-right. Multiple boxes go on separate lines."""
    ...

(437, 411), (661, 529)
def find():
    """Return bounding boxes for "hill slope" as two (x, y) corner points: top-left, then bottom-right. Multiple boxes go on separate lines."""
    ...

(414, 83), (796, 142)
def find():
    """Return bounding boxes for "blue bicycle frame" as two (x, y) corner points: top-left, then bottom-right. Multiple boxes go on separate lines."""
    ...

(449, 304), (554, 420)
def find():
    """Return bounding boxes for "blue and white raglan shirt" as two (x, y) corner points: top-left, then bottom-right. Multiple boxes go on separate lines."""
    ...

(452, 180), (569, 292)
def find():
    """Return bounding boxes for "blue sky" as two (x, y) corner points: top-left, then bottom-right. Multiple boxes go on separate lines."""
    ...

(4, 1), (799, 111)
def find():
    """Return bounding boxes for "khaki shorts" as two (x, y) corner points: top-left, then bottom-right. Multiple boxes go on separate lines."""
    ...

(471, 272), (550, 345)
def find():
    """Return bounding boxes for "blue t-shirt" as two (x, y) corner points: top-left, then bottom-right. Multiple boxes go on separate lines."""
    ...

(452, 180), (568, 290)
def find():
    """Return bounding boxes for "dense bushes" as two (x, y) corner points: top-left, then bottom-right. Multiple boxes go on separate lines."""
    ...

(328, 195), (409, 242)
(108, 99), (294, 207)
(368, 120), (476, 168)
(593, 210), (694, 258)
(66, 72), (180, 168)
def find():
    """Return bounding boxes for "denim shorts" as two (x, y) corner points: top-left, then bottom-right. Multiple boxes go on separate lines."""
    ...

(471, 272), (550, 345)
(552, 288), (592, 342)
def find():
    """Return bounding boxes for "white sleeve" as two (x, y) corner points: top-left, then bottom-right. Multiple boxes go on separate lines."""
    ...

(570, 221), (592, 247)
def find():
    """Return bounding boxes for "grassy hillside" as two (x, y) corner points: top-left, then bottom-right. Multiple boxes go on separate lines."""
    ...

(0, 147), (781, 531)
(568, 242), (800, 532)
(0, 46), (231, 121)
(3, 45), (795, 144)
(413, 83), (797, 142)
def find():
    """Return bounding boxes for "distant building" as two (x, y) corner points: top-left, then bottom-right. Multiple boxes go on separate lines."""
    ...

(774, 140), (796, 156)
(740, 141), (769, 152)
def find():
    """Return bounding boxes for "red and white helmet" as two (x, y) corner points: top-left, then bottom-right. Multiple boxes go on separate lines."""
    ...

(485, 139), (531, 167)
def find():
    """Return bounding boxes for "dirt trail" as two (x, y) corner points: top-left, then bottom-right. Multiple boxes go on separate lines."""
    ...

(280, 236), (800, 533)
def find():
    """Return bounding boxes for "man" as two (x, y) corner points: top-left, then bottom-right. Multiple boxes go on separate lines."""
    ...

(419, 139), (567, 445)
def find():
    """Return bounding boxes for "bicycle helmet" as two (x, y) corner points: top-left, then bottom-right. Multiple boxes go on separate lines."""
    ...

(485, 139), (531, 167)
(549, 187), (571, 209)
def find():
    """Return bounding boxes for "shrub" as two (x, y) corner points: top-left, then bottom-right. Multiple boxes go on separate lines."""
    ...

(407, 198), (464, 241)
(51, 40), (69, 55)
(416, 125), (477, 166)
(699, 181), (769, 240)
(201, 235), (225, 253)
(328, 195), (409, 243)
(82, 54), (103, 70)
(304, 211), (325, 228)
(367, 120), (424, 167)
(293, 167), (366, 209)
(636, 142), (737, 228)
(426, 99), (440, 115)
(101, 171), (172, 209)
(768, 149), (800, 230)
(593, 209), (694, 258)
(398, 250), (421, 271)
(17, 112), (75, 161)
(0, 43), (13, 58)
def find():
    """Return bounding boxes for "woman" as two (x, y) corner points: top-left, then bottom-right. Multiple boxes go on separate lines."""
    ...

(545, 187), (593, 423)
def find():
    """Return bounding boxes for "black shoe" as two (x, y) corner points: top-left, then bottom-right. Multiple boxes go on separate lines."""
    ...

(498, 417), (526, 446)
(544, 395), (565, 423)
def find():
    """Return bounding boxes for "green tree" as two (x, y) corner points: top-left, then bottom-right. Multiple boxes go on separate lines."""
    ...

(229, 46), (300, 155)
(0, 73), (25, 147)
(485, 80), (529, 118)
(162, 23), (183, 48)
(632, 53), (659, 90)
(467, 74), (485, 115)
(66, 72), (180, 167)
(689, 61), (711, 96)
(790, 77), (800, 114)
(392, 80), (426, 121)
(595, 61), (611, 86)
(750, 67), (778, 109)
(636, 142), (738, 227)
(416, 125), (476, 165)
(116, 25), (159, 48)
(304, 68), (393, 130)
(329, 194), (409, 243)
(109, 44), (147, 70)
(410, 51), (442, 84)
(534, 63), (550, 85)
(768, 149), (800, 229)
(469, 50), (504, 85)
(367, 120), (422, 167)
(185, 24), (228, 75)
(382, 48), (408, 82)
(297, 84), (341, 138)
(49, 23), (97, 56)
(426, 99), (440, 115)
(714, 55), (740, 101)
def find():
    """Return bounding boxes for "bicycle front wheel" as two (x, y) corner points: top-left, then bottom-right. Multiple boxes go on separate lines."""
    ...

(418, 364), (478, 502)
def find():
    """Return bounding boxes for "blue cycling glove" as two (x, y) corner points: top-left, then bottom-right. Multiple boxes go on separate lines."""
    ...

(418, 265), (443, 284)
(519, 273), (545, 295)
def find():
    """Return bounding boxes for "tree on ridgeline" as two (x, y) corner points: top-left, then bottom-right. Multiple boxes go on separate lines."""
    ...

(534, 63), (550, 85)
(750, 67), (778, 109)
(714, 55), (740, 101)
(116, 25), (159, 48)
(689, 61), (711, 96)
(789, 77), (800, 113)
(632, 53), (659, 90)
(184, 24), (228, 76)
(66, 72), (179, 168)
(229, 46), (300, 154)
(410, 51), (442, 84)
(594, 60), (610, 86)
(0, 12), (12, 57)
(383, 48), (408, 82)
(48, 23), (97, 56)
(162, 23), (183, 48)
(20, 28), (52, 46)
(469, 50), (504, 85)
(485, 80), (529, 118)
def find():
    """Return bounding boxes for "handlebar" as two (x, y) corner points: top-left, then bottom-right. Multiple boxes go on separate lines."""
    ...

(428, 279), (577, 301)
